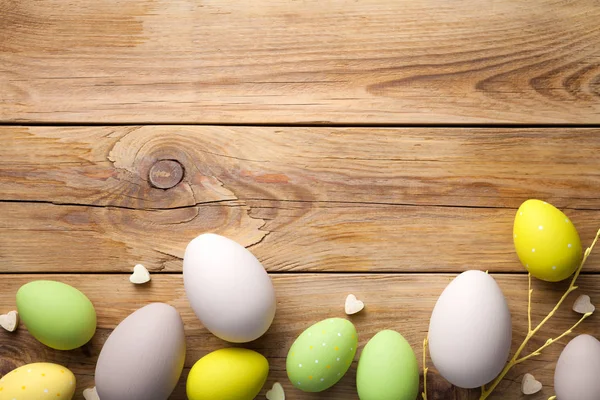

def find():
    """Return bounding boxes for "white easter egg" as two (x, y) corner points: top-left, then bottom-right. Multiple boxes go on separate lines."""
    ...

(428, 270), (512, 388)
(554, 334), (600, 400)
(183, 233), (276, 343)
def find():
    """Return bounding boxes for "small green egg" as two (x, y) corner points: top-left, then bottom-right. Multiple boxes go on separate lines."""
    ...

(357, 330), (419, 400)
(286, 318), (358, 392)
(16, 280), (97, 350)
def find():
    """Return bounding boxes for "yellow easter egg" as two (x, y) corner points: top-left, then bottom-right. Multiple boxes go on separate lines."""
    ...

(0, 362), (76, 400)
(514, 199), (582, 282)
(186, 348), (268, 400)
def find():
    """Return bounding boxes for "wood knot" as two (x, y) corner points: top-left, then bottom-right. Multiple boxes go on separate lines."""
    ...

(148, 160), (184, 189)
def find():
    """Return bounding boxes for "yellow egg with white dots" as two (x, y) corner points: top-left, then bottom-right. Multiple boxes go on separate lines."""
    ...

(513, 199), (582, 282)
(0, 363), (75, 400)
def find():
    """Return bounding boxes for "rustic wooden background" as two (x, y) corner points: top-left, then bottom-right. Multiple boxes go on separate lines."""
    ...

(1, 1), (600, 399)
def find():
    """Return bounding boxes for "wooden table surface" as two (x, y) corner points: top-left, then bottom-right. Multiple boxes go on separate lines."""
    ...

(1, 1), (600, 399)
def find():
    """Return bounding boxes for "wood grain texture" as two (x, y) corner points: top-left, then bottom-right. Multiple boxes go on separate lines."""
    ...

(3, 126), (600, 273)
(1, 274), (599, 399)
(2, 201), (600, 273)
(3, 126), (600, 209)
(1, 0), (600, 124)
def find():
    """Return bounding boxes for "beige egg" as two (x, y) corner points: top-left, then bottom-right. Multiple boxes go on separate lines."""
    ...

(95, 303), (186, 400)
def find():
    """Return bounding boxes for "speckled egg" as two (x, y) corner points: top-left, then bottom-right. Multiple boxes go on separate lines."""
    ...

(514, 199), (582, 282)
(286, 318), (358, 392)
(428, 270), (512, 389)
(16, 280), (96, 350)
(357, 330), (419, 400)
(187, 348), (269, 400)
(0, 362), (76, 400)
(554, 334), (600, 400)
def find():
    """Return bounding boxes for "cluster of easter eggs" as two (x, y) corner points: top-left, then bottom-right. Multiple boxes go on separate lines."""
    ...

(286, 319), (420, 399)
(1, 199), (599, 400)
(425, 198), (599, 398)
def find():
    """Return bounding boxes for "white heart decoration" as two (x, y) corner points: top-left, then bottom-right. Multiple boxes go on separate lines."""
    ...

(345, 294), (365, 315)
(266, 382), (285, 400)
(573, 294), (595, 314)
(83, 387), (100, 400)
(521, 373), (542, 395)
(0, 310), (19, 332)
(130, 264), (151, 284)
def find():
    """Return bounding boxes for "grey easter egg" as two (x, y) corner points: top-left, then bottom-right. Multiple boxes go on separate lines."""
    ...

(95, 303), (186, 400)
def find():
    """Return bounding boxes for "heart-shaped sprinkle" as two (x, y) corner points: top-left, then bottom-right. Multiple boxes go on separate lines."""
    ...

(266, 382), (285, 400)
(0, 310), (19, 332)
(573, 294), (595, 314)
(521, 373), (542, 395)
(83, 387), (100, 400)
(130, 264), (151, 284)
(345, 294), (364, 315)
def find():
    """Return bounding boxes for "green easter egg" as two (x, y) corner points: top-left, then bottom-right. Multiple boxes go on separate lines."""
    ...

(286, 318), (358, 392)
(357, 330), (419, 400)
(16, 280), (97, 350)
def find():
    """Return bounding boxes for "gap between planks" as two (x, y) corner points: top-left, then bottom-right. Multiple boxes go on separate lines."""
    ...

(3, 271), (600, 276)
(2, 122), (600, 128)
(3, 198), (600, 213)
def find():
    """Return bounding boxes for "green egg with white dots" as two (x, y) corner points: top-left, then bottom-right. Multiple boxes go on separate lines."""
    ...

(286, 318), (358, 392)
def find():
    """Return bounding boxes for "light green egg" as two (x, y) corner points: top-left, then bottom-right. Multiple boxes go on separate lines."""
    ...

(357, 330), (419, 400)
(16, 280), (97, 350)
(286, 318), (358, 392)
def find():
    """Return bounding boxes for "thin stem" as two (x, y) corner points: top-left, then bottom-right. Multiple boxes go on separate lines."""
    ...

(528, 273), (532, 332)
(515, 312), (592, 365)
(422, 337), (428, 400)
(480, 228), (600, 400)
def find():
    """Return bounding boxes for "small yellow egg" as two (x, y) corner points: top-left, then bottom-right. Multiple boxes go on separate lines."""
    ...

(0, 362), (76, 400)
(513, 199), (582, 282)
(186, 348), (268, 400)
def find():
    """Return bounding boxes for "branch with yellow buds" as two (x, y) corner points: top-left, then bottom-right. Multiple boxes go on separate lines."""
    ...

(479, 228), (600, 400)
(422, 337), (428, 400)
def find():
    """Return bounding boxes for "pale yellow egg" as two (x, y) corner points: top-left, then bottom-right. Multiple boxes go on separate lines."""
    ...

(0, 362), (75, 400)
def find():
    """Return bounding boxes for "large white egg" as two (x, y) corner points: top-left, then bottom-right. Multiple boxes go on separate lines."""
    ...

(554, 334), (600, 400)
(183, 233), (276, 343)
(428, 270), (512, 388)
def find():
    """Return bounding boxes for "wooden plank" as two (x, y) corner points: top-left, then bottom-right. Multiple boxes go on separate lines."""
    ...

(2, 201), (600, 273)
(1, 1), (600, 124)
(1, 273), (598, 399)
(3, 126), (600, 209)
